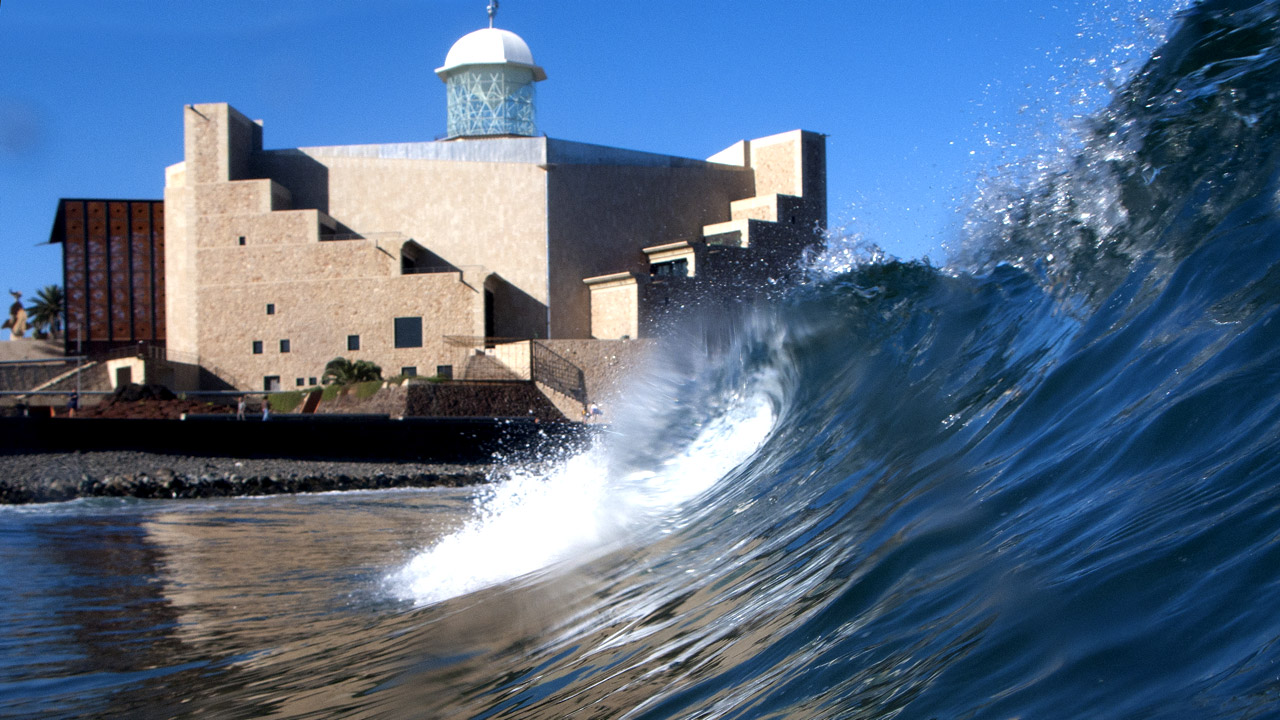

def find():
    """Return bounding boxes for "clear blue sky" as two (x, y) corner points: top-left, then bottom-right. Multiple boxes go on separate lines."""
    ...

(0, 0), (1188, 305)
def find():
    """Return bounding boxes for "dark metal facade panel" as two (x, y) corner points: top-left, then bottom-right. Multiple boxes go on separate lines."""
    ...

(54, 199), (166, 355)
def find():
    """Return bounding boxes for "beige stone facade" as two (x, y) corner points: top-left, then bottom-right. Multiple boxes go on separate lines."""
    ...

(163, 103), (825, 392)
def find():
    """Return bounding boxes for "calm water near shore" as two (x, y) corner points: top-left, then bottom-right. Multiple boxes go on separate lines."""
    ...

(0, 489), (477, 718)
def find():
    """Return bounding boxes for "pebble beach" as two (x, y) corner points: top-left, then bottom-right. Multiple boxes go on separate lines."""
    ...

(0, 450), (495, 504)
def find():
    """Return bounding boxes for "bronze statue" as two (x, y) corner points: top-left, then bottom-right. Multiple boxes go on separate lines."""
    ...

(2, 290), (26, 339)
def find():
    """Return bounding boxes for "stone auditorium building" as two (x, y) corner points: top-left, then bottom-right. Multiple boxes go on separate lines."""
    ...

(50, 15), (827, 402)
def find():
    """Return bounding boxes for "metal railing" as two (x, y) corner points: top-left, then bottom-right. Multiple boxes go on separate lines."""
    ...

(531, 341), (586, 404)
(443, 336), (586, 404)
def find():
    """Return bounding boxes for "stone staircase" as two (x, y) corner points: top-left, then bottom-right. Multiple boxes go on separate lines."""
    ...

(457, 341), (590, 421)
(462, 352), (524, 381)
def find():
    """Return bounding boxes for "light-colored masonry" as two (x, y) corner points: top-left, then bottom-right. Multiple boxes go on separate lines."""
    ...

(163, 103), (826, 396)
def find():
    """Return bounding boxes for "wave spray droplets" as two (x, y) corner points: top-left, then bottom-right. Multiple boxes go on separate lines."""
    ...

(393, 374), (780, 605)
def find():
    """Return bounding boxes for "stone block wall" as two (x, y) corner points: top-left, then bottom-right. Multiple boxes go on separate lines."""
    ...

(585, 273), (640, 340)
(548, 162), (755, 338)
(197, 272), (481, 392)
(537, 338), (655, 407)
(197, 239), (395, 286)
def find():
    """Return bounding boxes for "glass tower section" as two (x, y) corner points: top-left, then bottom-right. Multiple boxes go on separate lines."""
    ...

(445, 65), (537, 138)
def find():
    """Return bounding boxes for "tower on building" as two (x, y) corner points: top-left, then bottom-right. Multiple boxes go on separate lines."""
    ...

(435, 3), (547, 139)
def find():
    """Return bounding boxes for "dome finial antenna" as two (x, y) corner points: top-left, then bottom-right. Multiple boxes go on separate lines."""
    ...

(487, 0), (498, 28)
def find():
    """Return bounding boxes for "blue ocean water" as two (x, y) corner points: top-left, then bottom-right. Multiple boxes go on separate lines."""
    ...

(6, 0), (1280, 717)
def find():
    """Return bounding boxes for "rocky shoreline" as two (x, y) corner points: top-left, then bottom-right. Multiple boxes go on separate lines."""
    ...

(0, 451), (498, 504)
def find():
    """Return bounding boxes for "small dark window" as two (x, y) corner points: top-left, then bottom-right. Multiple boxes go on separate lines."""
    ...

(263, 376), (280, 392)
(280, 339), (291, 353)
(252, 340), (263, 354)
(650, 258), (689, 279)
(436, 365), (453, 380)
(308, 377), (317, 386)
(347, 334), (360, 351)
(238, 236), (246, 246)
(394, 316), (422, 348)
(266, 303), (275, 315)
(401, 366), (418, 377)
(296, 377), (305, 387)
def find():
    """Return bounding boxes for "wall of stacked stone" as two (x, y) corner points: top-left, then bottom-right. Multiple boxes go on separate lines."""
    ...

(0, 364), (69, 392)
(197, 239), (395, 286)
(537, 339), (655, 406)
(547, 163), (755, 338)
(198, 272), (481, 391)
(750, 135), (802, 198)
(313, 154), (552, 310)
(194, 209), (324, 250)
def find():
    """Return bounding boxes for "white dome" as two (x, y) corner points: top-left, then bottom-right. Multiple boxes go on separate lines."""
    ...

(435, 28), (547, 82)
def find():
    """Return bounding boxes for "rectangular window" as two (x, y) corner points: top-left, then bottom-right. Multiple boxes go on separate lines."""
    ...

(347, 334), (360, 351)
(308, 376), (317, 386)
(436, 365), (453, 380)
(296, 377), (305, 387)
(650, 258), (689, 278)
(280, 339), (290, 353)
(238, 236), (246, 246)
(266, 303), (275, 315)
(401, 366), (418, 378)
(263, 376), (280, 392)
(252, 340), (263, 354)
(394, 316), (422, 348)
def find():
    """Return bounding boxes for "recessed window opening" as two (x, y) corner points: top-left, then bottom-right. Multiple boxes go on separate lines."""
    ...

(650, 258), (689, 279)
(252, 340), (263, 354)
(347, 334), (360, 351)
(394, 317), (422, 348)
(238, 236), (246, 246)
(266, 303), (275, 315)
(280, 339), (291, 353)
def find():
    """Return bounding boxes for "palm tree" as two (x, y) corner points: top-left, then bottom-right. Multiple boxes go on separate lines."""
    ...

(26, 285), (64, 339)
(322, 357), (383, 385)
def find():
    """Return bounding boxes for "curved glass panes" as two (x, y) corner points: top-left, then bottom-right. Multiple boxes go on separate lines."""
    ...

(445, 66), (537, 138)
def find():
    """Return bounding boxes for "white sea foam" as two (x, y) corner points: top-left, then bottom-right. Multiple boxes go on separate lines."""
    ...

(392, 388), (777, 605)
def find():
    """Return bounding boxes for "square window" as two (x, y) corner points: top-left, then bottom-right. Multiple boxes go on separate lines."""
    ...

(252, 340), (263, 354)
(436, 365), (453, 380)
(280, 339), (290, 353)
(266, 303), (275, 315)
(308, 377), (317, 386)
(263, 376), (280, 392)
(401, 366), (418, 377)
(347, 334), (360, 351)
(296, 377), (305, 387)
(394, 317), (422, 348)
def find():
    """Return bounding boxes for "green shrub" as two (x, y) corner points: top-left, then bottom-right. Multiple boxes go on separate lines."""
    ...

(321, 384), (343, 402)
